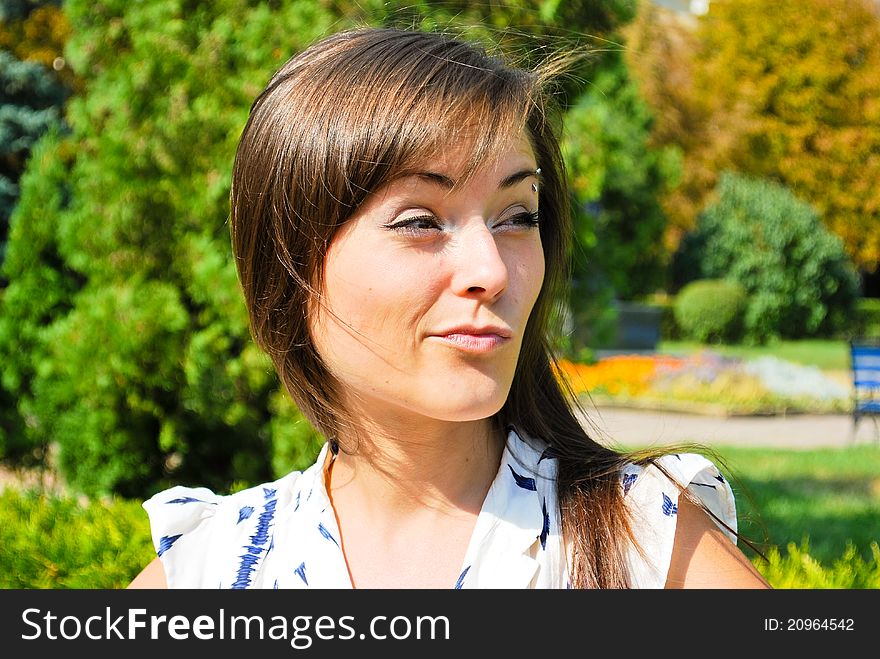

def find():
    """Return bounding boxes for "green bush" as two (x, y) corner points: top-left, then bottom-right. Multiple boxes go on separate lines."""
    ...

(0, 1), (339, 496)
(673, 279), (747, 343)
(676, 172), (860, 343)
(854, 298), (880, 339)
(760, 539), (880, 589)
(0, 487), (154, 588)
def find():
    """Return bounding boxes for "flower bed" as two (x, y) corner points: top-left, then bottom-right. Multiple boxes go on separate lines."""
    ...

(555, 351), (852, 415)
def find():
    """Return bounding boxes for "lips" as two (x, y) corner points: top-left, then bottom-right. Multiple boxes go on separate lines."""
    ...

(435, 325), (513, 339)
(430, 325), (513, 354)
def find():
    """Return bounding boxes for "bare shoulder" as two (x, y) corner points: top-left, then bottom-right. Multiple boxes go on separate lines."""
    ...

(665, 495), (771, 589)
(127, 557), (168, 589)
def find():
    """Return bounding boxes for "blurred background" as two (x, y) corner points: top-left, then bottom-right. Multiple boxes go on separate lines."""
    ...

(1, 0), (878, 588)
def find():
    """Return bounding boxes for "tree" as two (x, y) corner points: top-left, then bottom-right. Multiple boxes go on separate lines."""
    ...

(1, 0), (337, 495)
(626, 0), (880, 274)
(0, 0), (71, 272)
(563, 51), (680, 301)
(558, 48), (680, 353)
(622, 3), (728, 250)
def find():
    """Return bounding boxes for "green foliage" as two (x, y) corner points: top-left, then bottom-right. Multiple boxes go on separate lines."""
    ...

(561, 51), (680, 353)
(0, 127), (80, 464)
(679, 172), (859, 343)
(0, 48), (67, 267)
(673, 278), (747, 343)
(341, 0), (634, 47)
(0, 0), (340, 496)
(267, 389), (325, 480)
(35, 280), (193, 496)
(854, 298), (880, 339)
(0, 487), (154, 588)
(0, 0), (58, 22)
(563, 51), (680, 302)
(0, 0), (73, 271)
(762, 540), (880, 589)
(718, 445), (880, 567)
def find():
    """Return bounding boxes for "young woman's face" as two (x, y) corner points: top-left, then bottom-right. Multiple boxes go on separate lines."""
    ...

(311, 132), (545, 425)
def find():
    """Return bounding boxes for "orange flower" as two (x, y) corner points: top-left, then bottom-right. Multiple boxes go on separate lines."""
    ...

(555, 355), (686, 397)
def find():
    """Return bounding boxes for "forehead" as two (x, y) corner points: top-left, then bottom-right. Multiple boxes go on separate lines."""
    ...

(397, 130), (537, 190)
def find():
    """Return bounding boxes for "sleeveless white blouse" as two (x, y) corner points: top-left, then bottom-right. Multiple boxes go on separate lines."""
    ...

(143, 428), (737, 589)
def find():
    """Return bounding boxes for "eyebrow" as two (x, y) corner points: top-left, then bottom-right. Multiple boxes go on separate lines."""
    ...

(414, 168), (539, 190)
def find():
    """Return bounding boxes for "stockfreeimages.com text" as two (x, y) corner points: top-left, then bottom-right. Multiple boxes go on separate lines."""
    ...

(21, 607), (450, 649)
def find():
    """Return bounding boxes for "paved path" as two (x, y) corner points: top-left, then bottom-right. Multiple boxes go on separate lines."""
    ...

(578, 405), (880, 450)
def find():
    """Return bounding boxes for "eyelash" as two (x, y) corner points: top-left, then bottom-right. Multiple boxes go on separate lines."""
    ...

(383, 210), (540, 237)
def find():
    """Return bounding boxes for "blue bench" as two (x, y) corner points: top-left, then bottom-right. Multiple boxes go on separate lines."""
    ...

(850, 340), (880, 444)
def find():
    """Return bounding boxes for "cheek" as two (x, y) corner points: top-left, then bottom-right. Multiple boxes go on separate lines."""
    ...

(514, 241), (546, 312)
(318, 243), (434, 341)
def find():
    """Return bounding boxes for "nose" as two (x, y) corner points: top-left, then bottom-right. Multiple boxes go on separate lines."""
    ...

(449, 225), (509, 301)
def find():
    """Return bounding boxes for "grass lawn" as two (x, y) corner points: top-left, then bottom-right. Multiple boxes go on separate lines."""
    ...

(673, 444), (879, 566)
(658, 339), (851, 372)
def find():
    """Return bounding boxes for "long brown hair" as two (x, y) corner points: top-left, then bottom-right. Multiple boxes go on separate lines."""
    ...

(230, 26), (714, 588)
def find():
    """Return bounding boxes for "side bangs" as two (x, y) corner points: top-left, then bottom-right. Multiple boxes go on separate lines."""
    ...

(333, 43), (540, 210)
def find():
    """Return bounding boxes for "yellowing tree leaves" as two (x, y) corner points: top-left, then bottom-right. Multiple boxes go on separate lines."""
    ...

(626, 0), (880, 272)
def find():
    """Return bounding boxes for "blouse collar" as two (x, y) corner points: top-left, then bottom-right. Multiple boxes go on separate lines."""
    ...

(276, 426), (561, 589)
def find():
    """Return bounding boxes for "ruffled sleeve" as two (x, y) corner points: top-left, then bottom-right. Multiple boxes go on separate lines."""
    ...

(620, 453), (737, 588)
(142, 485), (230, 588)
(143, 477), (297, 589)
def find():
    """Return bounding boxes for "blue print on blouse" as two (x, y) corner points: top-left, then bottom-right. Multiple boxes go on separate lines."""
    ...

(622, 473), (637, 495)
(508, 465), (537, 491)
(263, 487), (276, 499)
(454, 566), (470, 589)
(165, 496), (215, 505)
(238, 506), (255, 524)
(294, 490), (301, 512)
(295, 561), (308, 586)
(538, 447), (559, 463)
(318, 522), (340, 547)
(540, 498), (549, 550)
(661, 492), (678, 516)
(157, 534), (182, 557)
(231, 496), (278, 589)
(715, 473), (725, 483)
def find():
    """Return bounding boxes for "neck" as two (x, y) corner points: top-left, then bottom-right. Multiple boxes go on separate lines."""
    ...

(327, 414), (505, 519)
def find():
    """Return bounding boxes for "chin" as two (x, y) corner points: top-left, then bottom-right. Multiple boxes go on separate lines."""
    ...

(425, 391), (509, 423)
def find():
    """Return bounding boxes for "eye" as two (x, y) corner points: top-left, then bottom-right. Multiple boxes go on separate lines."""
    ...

(493, 209), (539, 232)
(382, 214), (443, 238)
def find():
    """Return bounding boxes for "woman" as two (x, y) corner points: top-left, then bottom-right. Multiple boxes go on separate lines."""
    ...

(130, 26), (770, 589)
